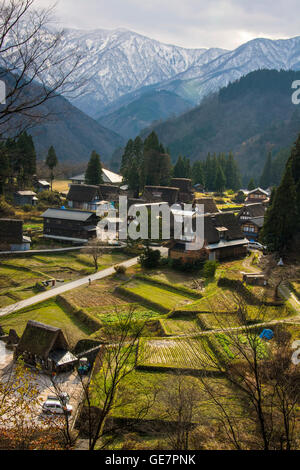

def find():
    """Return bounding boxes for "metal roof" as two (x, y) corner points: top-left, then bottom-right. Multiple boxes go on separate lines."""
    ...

(42, 208), (95, 221)
(208, 238), (249, 250)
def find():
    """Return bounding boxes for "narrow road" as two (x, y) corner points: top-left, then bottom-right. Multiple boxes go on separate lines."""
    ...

(0, 257), (139, 317)
(279, 283), (300, 315)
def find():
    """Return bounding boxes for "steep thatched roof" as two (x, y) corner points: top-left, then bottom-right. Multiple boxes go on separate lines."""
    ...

(204, 212), (244, 244)
(143, 186), (179, 204)
(0, 219), (23, 244)
(238, 203), (266, 219)
(17, 320), (69, 359)
(193, 198), (219, 214)
(67, 184), (100, 203)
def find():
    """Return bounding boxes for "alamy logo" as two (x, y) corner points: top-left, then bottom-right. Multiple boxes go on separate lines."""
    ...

(96, 197), (205, 251)
(291, 340), (300, 365)
(0, 80), (6, 105)
(291, 80), (300, 104)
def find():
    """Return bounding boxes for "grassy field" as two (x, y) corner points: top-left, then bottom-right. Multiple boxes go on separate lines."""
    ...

(0, 299), (92, 346)
(138, 337), (215, 370)
(122, 278), (194, 311)
(160, 317), (203, 335)
(109, 369), (239, 426)
(52, 180), (71, 193)
(0, 251), (129, 291)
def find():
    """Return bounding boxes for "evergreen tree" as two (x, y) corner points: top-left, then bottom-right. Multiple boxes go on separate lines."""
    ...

(46, 146), (58, 191)
(214, 165), (226, 193)
(173, 155), (185, 178)
(85, 151), (103, 186)
(247, 178), (256, 191)
(225, 152), (241, 190)
(192, 161), (205, 186)
(261, 161), (297, 252)
(259, 152), (273, 189)
(143, 131), (160, 153)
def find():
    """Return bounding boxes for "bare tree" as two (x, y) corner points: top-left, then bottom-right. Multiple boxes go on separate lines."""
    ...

(77, 307), (145, 450)
(81, 238), (104, 272)
(158, 373), (203, 450)
(0, 0), (85, 136)
(188, 293), (300, 450)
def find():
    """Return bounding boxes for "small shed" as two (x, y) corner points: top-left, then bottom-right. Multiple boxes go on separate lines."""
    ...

(14, 190), (38, 206)
(15, 320), (77, 373)
(242, 273), (267, 286)
(34, 180), (50, 193)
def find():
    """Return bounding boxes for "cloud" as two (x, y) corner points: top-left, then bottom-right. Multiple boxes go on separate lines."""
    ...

(36, 0), (300, 49)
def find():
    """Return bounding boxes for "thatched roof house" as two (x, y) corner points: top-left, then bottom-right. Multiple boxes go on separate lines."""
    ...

(15, 320), (77, 372)
(0, 219), (31, 252)
(193, 197), (219, 214)
(169, 211), (248, 262)
(99, 184), (120, 203)
(238, 203), (266, 221)
(142, 186), (179, 205)
(170, 178), (194, 203)
(67, 184), (102, 211)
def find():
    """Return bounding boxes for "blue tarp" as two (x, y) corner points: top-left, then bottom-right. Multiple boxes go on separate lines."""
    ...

(259, 329), (274, 340)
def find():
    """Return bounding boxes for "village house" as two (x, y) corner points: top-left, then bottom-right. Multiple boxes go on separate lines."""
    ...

(245, 187), (270, 205)
(14, 190), (38, 206)
(169, 211), (249, 262)
(15, 320), (78, 373)
(34, 179), (50, 193)
(170, 178), (194, 203)
(70, 168), (123, 185)
(240, 217), (265, 241)
(142, 186), (179, 205)
(99, 184), (120, 204)
(238, 203), (266, 241)
(0, 219), (31, 252)
(67, 184), (102, 211)
(42, 208), (99, 243)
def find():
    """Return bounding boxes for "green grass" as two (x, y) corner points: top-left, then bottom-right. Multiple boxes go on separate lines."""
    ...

(87, 304), (162, 324)
(0, 299), (92, 347)
(123, 279), (194, 311)
(138, 337), (216, 370)
(160, 317), (202, 335)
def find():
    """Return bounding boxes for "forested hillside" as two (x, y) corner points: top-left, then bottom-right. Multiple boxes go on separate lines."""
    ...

(141, 70), (300, 177)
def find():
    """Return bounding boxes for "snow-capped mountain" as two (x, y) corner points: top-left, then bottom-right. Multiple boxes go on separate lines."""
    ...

(55, 29), (300, 118)
(159, 36), (300, 103)
(57, 28), (226, 116)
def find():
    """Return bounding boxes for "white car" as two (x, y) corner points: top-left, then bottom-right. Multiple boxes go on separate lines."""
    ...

(47, 393), (70, 405)
(42, 399), (72, 415)
(248, 241), (266, 251)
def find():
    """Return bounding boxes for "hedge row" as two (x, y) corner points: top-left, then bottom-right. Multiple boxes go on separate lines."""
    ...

(135, 274), (203, 299)
(115, 286), (169, 313)
(56, 295), (103, 333)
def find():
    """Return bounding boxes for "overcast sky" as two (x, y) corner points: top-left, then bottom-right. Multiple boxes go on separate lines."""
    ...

(36, 0), (300, 49)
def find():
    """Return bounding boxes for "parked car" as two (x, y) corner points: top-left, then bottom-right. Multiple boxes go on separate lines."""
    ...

(42, 399), (72, 415)
(247, 241), (266, 251)
(47, 392), (70, 405)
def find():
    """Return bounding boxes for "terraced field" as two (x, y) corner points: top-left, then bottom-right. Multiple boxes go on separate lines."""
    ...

(138, 337), (215, 370)
(160, 317), (202, 335)
(122, 279), (194, 311)
(0, 299), (91, 346)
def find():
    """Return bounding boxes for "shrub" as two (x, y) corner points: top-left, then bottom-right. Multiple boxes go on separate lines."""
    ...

(114, 264), (127, 275)
(169, 257), (204, 272)
(0, 196), (15, 217)
(203, 260), (218, 278)
(139, 246), (161, 269)
(22, 204), (33, 212)
(233, 191), (246, 204)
